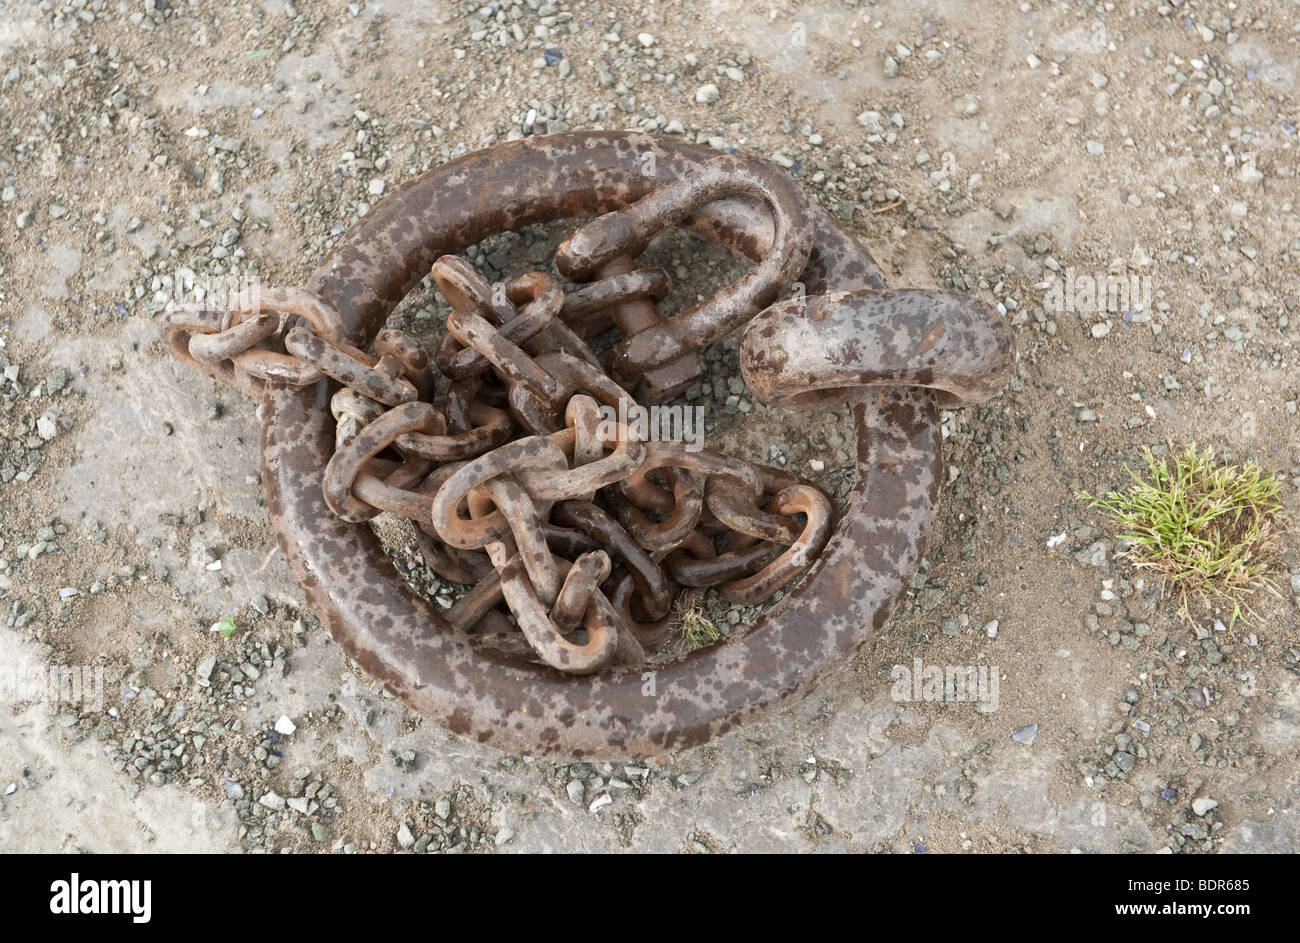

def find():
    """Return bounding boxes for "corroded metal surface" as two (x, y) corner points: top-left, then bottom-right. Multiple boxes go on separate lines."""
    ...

(741, 288), (1016, 408)
(170, 131), (1012, 757)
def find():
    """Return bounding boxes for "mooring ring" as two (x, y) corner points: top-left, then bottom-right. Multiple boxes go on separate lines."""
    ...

(259, 132), (939, 758)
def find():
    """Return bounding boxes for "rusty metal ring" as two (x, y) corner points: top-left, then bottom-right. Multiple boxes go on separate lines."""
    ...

(259, 132), (950, 758)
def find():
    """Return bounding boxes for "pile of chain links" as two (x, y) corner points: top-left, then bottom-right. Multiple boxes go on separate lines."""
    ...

(163, 175), (837, 676)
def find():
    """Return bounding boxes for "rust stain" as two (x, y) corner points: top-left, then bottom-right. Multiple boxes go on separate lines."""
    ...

(916, 320), (945, 356)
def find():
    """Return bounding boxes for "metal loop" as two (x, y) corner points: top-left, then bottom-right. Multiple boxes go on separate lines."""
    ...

(554, 155), (813, 395)
(323, 401), (444, 522)
(155, 136), (1009, 742)
(170, 132), (1004, 755)
(493, 550), (620, 675)
(284, 326), (418, 406)
(717, 484), (837, 604)
(429, 435), (569, 549)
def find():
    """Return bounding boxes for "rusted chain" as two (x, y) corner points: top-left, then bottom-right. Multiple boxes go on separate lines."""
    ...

(162, 244), (853, 676)
(162, 287), (349, 393)
(608, 464), (701, 552)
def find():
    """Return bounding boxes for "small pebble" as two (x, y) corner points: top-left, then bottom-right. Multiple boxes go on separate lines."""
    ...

(695, 83), (719, 104)
(1012, 723), (1038, 746)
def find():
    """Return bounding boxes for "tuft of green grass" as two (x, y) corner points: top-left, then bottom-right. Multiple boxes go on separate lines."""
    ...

(1078, 443), (1285, 623)
(674, 597), (722, 652)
